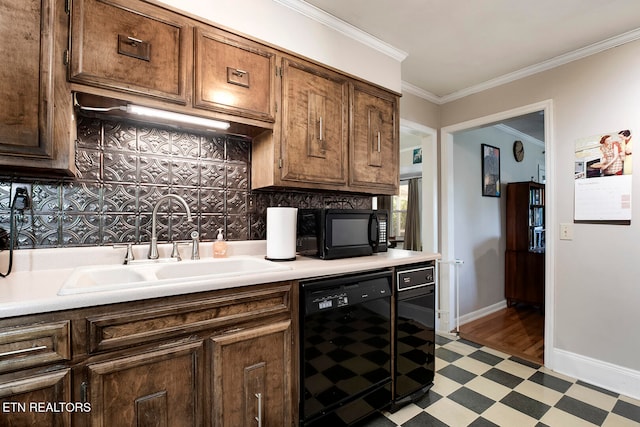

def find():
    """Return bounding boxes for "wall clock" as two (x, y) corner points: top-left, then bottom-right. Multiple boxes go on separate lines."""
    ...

(513, 140), (524, 162)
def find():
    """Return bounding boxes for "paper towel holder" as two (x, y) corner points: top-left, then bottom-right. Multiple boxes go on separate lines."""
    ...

(265, 206), (298, 261)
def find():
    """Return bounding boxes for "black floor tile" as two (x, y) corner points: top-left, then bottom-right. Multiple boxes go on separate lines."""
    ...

(527, 371), (572, 393)
(436, 347), (464, 363)
(414, 390), (443, 409)
(482, 367), (525, 389)
(468, 417), (500, 427)
(554, 395), (609, 425)
(448, 387), (495, 414)
(435, 335), (453, 346)
(500, 390), (551, 419)
(612, 399), (640, 423)
(437, 364), (476, 385)
(509, 355), (541, 369)
(468, 349), (503, 366)
(458, 338), (482, 348)
(403, 411), (449, 427)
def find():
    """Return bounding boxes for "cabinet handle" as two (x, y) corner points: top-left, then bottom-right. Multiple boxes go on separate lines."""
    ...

(377, 131), (381, 152)
(118, 34), (151, 61)
(319, 116), (323, 142)
(232, 68), (247, 76)
(254, 392), (262, 427)
(80, 381), (88, 404)
(126, 36), (144, 46)
(0, 345), (47, 358)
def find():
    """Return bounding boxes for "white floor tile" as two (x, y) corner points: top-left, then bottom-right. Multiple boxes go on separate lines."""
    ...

(513, 379), (564, 407)
(565, 383), (618, 412)
(481, 401), (539, 427)
(424, 397), (480, 426)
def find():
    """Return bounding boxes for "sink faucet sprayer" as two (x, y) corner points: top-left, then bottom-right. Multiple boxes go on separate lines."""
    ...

(148, 194), (193, 259)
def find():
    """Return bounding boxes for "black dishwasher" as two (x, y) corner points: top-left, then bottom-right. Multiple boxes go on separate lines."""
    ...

(392, 262), (436, 410)
(300, 270), (392, 426)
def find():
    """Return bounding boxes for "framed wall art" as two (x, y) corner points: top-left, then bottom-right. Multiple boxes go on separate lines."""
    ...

(482, 144), (501, 197)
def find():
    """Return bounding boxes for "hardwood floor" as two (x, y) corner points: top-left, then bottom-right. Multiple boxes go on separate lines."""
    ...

(458, 304), (544, 364)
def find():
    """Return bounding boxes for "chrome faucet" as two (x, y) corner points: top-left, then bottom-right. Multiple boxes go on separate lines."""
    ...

(148, 194), (193, 259)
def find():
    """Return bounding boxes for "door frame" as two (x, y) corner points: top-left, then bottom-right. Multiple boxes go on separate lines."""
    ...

(400, 119), (438, 253)
(439, 99), (555, 367)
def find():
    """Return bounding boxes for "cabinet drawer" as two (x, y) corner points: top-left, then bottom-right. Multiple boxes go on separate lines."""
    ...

(86, 284), (291, 353)
(0, 369), (71, 426)
(194, 27), (275, 122)
(0, 321), (71, 374)
(70, 0), (190, 104)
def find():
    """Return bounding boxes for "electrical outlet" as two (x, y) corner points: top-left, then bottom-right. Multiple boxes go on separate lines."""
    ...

(559, 223), (573, 240)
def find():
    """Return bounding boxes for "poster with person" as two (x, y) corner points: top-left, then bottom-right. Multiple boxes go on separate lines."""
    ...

(574, 130), (632, 222)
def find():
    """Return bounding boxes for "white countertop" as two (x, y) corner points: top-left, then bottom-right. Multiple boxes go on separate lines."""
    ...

(0, 241), (439, 318)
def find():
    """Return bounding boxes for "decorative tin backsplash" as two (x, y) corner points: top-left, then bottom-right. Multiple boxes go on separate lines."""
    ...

(0, 117), (371, 249)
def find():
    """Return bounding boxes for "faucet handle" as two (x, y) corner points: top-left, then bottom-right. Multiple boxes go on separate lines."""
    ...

(170, 241), (190, 261)
(114, 243), (135, 264)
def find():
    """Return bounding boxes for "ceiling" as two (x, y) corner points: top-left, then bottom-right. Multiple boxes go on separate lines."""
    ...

(301, 0), (640, 104)
(288, 0), (640, 142)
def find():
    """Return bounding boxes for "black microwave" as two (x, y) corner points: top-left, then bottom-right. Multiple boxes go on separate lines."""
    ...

(296, 209), (388, 259)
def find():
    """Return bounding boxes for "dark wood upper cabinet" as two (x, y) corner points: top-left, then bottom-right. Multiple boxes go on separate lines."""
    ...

(349, 82), (399, 194)
(194, 26), (276, 123)
(69, 0), (191, 104)
(0, 0), (75, 175)
(278, 57), (349, 188)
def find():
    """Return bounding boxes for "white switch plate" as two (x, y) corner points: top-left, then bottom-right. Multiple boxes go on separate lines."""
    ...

(559, 223), (573, 240)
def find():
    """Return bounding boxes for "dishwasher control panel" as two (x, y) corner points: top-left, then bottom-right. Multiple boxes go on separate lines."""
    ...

(302, 270), (392, 315)
(397, 262), (435, 291)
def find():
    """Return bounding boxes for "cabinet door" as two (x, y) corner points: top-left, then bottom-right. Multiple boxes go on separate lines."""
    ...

(0, 0), (74, 174)
(0, 369), (71, 427)
(280, 58), (348, 188)
(210, 321), (291, 427)
(194, 27), (275, 123)
(350, 84), (399, 194)
(70, 0), (190, 104)
(85, 342), (202, 427)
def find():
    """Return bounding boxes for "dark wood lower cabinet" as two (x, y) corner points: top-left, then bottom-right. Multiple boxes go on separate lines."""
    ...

(210, 321), (291, 427)
(505, 250), (544, 308)
(0, 282), (295, 427)
(85, 342), (202, 427)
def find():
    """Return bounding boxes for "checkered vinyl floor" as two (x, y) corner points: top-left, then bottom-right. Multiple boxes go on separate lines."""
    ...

(363, 335), (640, 427)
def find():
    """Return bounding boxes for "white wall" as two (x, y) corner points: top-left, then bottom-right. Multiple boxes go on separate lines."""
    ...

(441, 39), (640, 397)
(452, 127), (544, 315)
(154, 0), (402, 92)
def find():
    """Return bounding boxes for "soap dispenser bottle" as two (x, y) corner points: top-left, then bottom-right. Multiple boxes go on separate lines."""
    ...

(213, 228), (227, 258)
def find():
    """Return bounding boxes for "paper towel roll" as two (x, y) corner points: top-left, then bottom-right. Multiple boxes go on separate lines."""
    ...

(266, 207), (298, 261)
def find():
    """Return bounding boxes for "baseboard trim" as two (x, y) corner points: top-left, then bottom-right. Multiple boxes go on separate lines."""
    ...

(458, 300), (507, 326)
(552, 347), (640, 400)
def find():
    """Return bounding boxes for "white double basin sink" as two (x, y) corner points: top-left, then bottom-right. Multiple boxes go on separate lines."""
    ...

(58, 256), (291, 295)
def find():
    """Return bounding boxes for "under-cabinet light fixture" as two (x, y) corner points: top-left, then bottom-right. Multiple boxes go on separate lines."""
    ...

(75, 97), (230, 131)
(125, 104), (231, 130)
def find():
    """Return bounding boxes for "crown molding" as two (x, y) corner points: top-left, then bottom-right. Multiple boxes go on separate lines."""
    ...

(273, 0), (408, 61)
(401, 81), (442, 104)
(408, 27), (640, 105)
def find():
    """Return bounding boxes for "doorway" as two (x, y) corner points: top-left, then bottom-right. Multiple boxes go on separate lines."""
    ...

(438, 100), (555, 367)
(399, 119), (438, 253)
